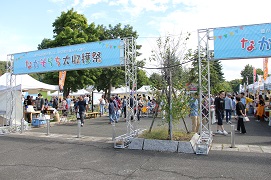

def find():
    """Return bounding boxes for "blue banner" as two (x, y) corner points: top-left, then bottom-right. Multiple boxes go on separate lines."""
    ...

(13, 39), (124, 74)
(214, 23), (271, 60)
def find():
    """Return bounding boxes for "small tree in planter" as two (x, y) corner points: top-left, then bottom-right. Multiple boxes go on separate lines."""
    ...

(148, 33), (192, 140)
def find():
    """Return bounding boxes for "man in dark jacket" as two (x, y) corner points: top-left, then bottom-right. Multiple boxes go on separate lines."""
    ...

(75, 96), (87, 127)
(214, 91), (228, 135)
(36, 93), (45, 114)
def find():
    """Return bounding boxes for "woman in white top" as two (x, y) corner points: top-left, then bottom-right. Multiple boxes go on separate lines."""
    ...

(99, 95), (106, 115)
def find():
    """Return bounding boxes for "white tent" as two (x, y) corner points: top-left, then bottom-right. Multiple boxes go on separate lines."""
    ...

(48, 89), (91, 97)
(47, 91), (63, 97)
(0, 73), (58, 128)
(0, 73), (58, 93)
(71, 89), (91, 96)
(0, 86), (23, 127)
(111, 86), (130, 95)
(137, 85), (156, 94)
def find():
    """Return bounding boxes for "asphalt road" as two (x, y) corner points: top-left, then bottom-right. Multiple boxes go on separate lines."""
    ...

(0, 135), (270, 180)
(0, 114), (271, 179)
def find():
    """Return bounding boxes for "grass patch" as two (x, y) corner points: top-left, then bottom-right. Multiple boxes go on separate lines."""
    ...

(139, 127), (194, 141)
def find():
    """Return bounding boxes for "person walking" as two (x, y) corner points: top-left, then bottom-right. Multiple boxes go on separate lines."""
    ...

(66, 95), (72, 114)
(61, 98), (68, 117)
(214, 91), (228, 135)
(24, 95), (33, 123)
(75, 95), (87, 127)
(256, 95), (265, 122)
(114, 96), (121, 122)
(84, 95), (90, 111)
(231, 95), (237, 119)
(122, 96), (127, 121)
(99, 95), (106, 115)
(240, 92), (246, 106)
(52, 96), (58, 109)
(235, 96), (247, 134)
(201, 95), (209, 125)
(224, 93), (233, 124)
(108, 98), (115, 124)
(189, 93), (199, 133)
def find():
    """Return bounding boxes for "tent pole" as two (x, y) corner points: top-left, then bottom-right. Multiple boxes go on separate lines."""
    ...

(91, 91), (94, 112)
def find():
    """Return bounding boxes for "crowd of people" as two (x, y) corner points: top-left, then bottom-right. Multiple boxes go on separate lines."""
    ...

(23, 93), (159, 126)
(105, 94), (158, 124)
(189, 90), (271, 135)
(23, 89), (271, 134)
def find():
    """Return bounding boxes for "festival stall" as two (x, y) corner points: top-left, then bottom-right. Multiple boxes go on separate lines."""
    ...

(0, 73), (58, 126)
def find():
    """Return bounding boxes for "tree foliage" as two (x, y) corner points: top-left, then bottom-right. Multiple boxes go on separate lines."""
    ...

(137, 69), (150, 89)
(149, 72), (163, 89)
(0, 61), (7, 75)
(213, 81), (233, 94)
(229, 79), (242, 93)
(240, 64), (253, 85)
(149, 34), (191, 139)
(256, 68), (263, 75)
(186, 48), (224, 95)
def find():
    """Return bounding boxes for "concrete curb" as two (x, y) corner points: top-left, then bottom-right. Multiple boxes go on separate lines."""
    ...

(127, 133), (200, 154)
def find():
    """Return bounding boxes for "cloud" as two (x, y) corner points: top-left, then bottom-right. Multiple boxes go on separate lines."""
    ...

(110, 0), (170, 18)
(108, 0), (128, 6)
(90, 12), (107, 20)
(49, 0), (65, 3)
(47, 9), (54, 13)
(72, 0), (80, 6)
(82, 0), (106, 6)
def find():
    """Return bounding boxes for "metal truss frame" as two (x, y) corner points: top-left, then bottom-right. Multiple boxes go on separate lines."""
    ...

(4, 54), (17, 132)
(114, 37), (143, 148)
(196, 28), (214, 155)
(124, 37), (138, 134)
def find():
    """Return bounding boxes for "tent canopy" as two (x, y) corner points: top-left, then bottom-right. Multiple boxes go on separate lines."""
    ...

(0, 73), (58, 92)
(111, 86), (130, 95)
(137, 85), (156, 94)
(48, 89), (91, 96)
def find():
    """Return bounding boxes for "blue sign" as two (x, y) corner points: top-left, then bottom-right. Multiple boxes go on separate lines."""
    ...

(214, 23), (271, 60)
(13, 39), (124, 74)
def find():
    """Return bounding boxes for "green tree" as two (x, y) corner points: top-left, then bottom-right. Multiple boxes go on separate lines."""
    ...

(212, 60), (224, 81)
(137, 69), (150, 89)
(0, 61), (7, 75)
(213, 81), (233, 94)
(229, 79), (242, 93)
(256, 68), (263, 75)
(240, 64), (253, 85)
(95, 67), (125, 99)
(149, 72), (163, 89)
(37, 38), (54, 50)
(186, 48), (224, 95)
